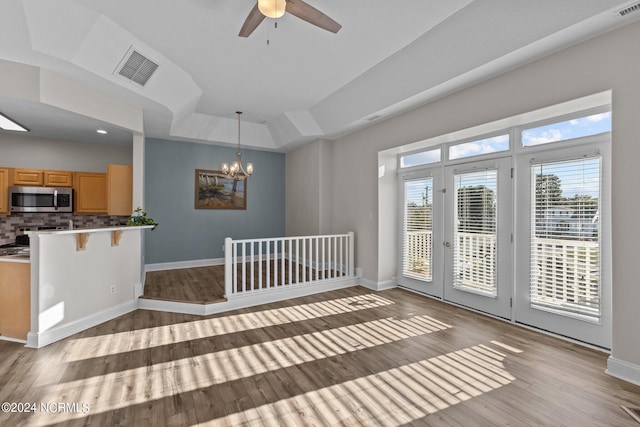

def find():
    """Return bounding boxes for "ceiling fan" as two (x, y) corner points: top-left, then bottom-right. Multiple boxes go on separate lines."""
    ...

(239, 0), (342, 37)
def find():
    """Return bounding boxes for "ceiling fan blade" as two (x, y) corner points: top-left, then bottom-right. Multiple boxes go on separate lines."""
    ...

(239, 3), (266, 37)
(286, 0), (342, 34)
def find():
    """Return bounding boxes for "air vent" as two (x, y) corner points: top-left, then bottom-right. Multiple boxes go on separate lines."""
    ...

(617, 2), (640, 17)
(117, 50), (158, 86)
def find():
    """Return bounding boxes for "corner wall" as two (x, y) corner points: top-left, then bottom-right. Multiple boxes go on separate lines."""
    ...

(285, 139), (333, 236)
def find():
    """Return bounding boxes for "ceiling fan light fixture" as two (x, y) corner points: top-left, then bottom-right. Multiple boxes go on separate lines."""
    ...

(258, 0), (286, 18)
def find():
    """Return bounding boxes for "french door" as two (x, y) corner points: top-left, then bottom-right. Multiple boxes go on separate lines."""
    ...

(398, 169), (443, 297)
(443, 158), (513, 319)
(514, 143), (611, 348)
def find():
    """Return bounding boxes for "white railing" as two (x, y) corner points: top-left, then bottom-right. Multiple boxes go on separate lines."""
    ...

(403, 231), (433, 279)
(225, 232), (355, 298)
(531, 237), (600, 312)
(454, 232), (497, 294)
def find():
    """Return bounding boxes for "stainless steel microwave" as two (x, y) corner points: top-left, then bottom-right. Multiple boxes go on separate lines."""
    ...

(9, 186), (73, 213)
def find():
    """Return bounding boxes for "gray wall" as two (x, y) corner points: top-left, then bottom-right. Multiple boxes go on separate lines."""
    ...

(285, 139), (333, 236)
(287, 21), (640, 378)
(0, 134), (132, 171)
(144, 138), (285, 264)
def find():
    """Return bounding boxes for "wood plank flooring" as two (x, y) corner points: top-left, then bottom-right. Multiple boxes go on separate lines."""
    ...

(1, 286), (639, 426)
(142, 266), (226, 304)
(142, 262), (347, 304)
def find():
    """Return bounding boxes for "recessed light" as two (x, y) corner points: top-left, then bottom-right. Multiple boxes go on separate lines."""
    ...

(96, 129), (108, 134)
(0, 112), (29, 132)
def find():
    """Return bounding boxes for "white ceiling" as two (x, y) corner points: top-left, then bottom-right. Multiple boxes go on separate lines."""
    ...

(0, 0), (638, 151)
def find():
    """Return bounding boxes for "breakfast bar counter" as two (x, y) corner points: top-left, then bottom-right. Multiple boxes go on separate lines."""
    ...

(24, 225), (153, 348)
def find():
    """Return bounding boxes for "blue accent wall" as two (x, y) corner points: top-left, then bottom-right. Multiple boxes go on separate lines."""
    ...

(144, 138), (285, 264)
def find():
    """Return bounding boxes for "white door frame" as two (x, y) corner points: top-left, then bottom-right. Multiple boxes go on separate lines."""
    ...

(397, 168), (444, 298)
(443, 157), (513, 319)
(513, 141), (611, 348)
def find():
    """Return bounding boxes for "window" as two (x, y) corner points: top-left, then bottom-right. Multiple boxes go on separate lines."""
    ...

(400, 148), (441, 168)
(453, 169), (498, 296)
(530, 156), (601, 321)
(449, 134), (510, 160)
(522, 112), (611, 147)
(402, 178), (433, 281)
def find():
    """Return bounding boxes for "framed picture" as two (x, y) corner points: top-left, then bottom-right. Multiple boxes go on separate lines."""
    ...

(195, 169), (247, 210)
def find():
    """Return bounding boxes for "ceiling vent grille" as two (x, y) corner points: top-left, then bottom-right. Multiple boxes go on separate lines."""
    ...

(617, 2), (640, 17)
(117, 50), (158, 86)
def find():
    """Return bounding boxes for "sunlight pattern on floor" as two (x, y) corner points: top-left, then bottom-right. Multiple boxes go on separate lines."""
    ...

(66, 293), (394, 360)
(36, 314), (452, 422)
(206, 344), (516, 426)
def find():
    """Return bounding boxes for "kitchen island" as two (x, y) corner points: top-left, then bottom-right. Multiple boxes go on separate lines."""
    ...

(25, 225), (153, 348)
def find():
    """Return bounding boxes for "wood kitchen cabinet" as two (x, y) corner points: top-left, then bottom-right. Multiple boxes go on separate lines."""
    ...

(74, 165), (132, 215)
(12, 168), (44, 186)
(74, 172), (108, 214)
(0, 262), (30, 340)
(44, 170), (73, 187)
(107, 164), (133, 215)
(0, 168), (8, 214)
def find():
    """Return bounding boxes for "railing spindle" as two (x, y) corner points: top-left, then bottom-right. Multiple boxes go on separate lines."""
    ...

(266, 240), (270, 289)
(242, 242), (247, 292)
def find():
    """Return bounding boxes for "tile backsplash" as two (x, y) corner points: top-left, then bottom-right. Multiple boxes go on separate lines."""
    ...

(0, 213), (129, 245)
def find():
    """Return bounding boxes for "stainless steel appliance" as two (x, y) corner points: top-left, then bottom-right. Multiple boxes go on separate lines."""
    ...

(9, 186), (73, 213)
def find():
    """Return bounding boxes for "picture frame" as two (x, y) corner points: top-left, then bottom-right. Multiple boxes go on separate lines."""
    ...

(195, 169), (247, 210)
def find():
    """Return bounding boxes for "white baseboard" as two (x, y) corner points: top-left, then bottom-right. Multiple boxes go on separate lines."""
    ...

(138, 278), (359, 316)
(26, 300), (138, 349)
(145, 258), (224, 272)
(358, 277), (397, 291)
(606, 356), (640, 386)
(138, 298), (208, 316)
(219, 278), (357, 315)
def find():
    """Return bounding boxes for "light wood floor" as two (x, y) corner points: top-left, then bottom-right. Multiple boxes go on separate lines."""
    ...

(1, 286), (639, 426)
(142, 266), (226, 304)
(142, 262), (347, 304)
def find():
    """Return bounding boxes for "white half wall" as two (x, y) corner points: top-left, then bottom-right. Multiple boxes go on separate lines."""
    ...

(27, 229), (145, 348)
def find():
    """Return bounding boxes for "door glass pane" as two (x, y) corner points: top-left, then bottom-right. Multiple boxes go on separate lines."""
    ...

(403, 178), (433, 281)
(453, 170), (498, 296)
(530, 157), (601, 321)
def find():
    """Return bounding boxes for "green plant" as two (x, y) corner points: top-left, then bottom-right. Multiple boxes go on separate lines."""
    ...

(126, 207), (158, 230)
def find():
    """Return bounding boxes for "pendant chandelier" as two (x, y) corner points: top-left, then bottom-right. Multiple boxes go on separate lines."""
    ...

(222, 111), (253, 180)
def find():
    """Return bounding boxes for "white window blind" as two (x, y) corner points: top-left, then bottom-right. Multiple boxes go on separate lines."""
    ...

(403, 178), (433, 281)
(453, 170), (497, 295)
(530, 157), (601, 321)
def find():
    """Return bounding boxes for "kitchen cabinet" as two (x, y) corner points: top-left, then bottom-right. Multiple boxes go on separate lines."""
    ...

(44, 170), (73, 187)
(107, 164), (133, 215)
(12, 168), (44, 186)
(74, 172), (108, 214)
(0, 168), (8, 214)
(0, 261), (30, 340)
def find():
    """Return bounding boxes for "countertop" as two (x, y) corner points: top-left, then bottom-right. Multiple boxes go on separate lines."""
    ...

(0, 256), (30, 264)
(25, 225), (155, 236)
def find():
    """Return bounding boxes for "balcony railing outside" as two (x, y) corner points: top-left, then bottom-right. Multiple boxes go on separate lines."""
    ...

(404, 231), (599, 313)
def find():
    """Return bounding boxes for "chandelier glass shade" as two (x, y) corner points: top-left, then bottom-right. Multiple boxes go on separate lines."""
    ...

(258, 0), (286, 18)
(222, 112), (253, 180)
